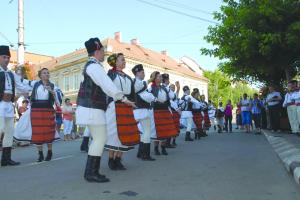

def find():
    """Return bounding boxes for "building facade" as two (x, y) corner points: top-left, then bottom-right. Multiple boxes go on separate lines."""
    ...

(38, 32), (209, 102)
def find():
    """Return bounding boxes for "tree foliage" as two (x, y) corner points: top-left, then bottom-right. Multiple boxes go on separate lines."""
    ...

(201, 0), (300, 88)
(204, 70), (257, 106)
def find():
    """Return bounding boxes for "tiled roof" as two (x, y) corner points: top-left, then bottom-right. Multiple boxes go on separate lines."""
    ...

(9, 49), (54, 65)
(37, 37), (207, 81)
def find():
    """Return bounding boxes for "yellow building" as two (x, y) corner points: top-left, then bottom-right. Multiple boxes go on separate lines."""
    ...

(38, 32), (209, 102)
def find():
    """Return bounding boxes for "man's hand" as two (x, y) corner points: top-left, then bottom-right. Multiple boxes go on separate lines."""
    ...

(123, 99), (137, 108)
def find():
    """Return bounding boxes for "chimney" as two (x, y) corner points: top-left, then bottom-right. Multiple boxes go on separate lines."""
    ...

(161, 50), (168, 56)
(131, 38), (139, 45)
(114, 31), (121, 42)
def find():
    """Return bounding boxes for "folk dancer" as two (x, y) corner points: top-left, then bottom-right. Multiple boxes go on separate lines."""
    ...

(104, 53), (140, 170)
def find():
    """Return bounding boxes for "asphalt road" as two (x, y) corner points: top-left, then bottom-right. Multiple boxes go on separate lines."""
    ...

(1, 130), (299, 200)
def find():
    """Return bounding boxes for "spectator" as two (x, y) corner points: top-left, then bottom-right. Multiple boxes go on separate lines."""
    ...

(236, 103), (242, 129)
(252, 93), (264, 134)
(215, 102), (225, 133)
(62, 98), (74, 141)
(224, 100), (233, 133)
(266, 86), (282, 132)
(240, 93), (252, 133)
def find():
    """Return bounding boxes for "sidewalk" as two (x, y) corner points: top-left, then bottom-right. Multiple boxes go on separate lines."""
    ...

(262, 129), (300, 185)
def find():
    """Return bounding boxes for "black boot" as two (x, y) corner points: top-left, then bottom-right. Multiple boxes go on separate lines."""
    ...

(185, 132), (194, 141)
(165, 138), (175, 148)
(172, 138), (177, 146)
(45, 150), (52, 161)
(80, 137), (89, 152)
(161, 146), (168, 155)
(84, 155), (109, 183)
(137, 142), (143, 159)
(37, 151), (44, 162)
(194, 131), (198, 140)
(197, 130), (202, 140)
(1, 147), (20, 166)
(154, 145), (161, 155)
(142, 143), (156, 161)
(108, 158), (117, 170)
(115, 157), (126, 170)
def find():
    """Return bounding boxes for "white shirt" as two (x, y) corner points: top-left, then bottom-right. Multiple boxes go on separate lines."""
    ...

(240, 99), (251, 112)
(134, 78), (156, 104)
(113, 73), (132, 96)
(294, 90), (300, 104)
(266, 91), (282, 106)
(76, 59), (124, 125)
(0, 66), (32, 118)
(283, 91), (297, 107)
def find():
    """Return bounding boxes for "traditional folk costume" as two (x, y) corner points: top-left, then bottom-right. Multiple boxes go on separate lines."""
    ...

(169, 90), (181, 146)
(208, 103), (216, 131)
(14, 79), (62, 162)
(0, 45), (32, 166)
(104, 54), (140, 169)
(161, 73), (180, 148)
(283, 81), (299, 134)
(180, 86), (199, 141)
(80, 126), (90, 152)
(201, 100), (211, 131)
(132, 64), (156, 161)
(149, 79), (177, 155)
(191, 98), (207, 139)
(76, 38), (126, 183)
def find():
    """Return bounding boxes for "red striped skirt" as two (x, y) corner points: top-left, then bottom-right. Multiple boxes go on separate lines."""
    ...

(115, 102), (140, 146)
(31, 108), (56, 144)
(203, 111), (211, 129)
(193, 111), (203, 129)
(172, 112), (180, 134)
(154, 109), (178, 139)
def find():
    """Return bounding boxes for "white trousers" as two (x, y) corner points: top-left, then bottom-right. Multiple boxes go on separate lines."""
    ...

(288, 105), (299, 133)
(87, 125), (107, 156)
(83, 126), (91, 137)
(63, 119), (73, 135)
(186, 117), (193, 132)
(0, 117), (14, 147)
(139, 118), (151, 143)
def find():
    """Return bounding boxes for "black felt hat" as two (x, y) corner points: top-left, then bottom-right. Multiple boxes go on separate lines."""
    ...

(84, 38), (103, 54)
(0, 45), (11, 57)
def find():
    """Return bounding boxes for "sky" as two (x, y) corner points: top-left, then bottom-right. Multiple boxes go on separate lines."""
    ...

(0, 0), (223, 71)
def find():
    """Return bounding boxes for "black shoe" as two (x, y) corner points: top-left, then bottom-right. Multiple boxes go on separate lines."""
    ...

(45, 150), (52, 161)
(161, 146), (168, 155)
(137, 142), (143, 158)
(108, 158), (117, 170)
(194, 131), (198, 140)
(80, 137), (89, 152)
(154, 145), (161, 155)
(37, 151), (44, 162)
(1, 147), (20, 166)
(115, 157), (126, 170)
(214, 125), (216, 130)
(185, 132), (194, 141)
(84, 155), (109, 183)
(142, 143), (156, 161)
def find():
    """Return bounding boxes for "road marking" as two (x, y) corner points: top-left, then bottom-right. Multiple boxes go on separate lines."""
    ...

(17, 155), (74, 168)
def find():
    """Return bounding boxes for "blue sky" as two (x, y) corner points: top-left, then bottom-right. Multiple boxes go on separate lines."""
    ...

(0, 0), (223, 71)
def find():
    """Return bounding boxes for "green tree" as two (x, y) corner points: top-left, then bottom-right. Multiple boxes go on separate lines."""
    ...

(204, 70), (257, 106)
(201, 0), (300, 88)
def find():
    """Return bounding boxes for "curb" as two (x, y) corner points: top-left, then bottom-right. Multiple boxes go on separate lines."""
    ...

(262, 130), (300, 185)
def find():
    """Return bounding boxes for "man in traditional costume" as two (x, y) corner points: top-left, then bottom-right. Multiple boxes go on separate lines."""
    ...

(132, 64), (156, 161)
(76, 38), (134, 183)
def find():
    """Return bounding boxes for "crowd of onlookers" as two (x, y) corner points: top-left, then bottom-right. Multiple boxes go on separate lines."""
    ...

(209, 81), (300, 136)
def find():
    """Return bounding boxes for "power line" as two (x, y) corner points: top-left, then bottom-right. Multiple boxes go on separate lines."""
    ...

(136, 0), (218, 24)
(152, 0), (213, 15)
(0, 32), (15, 47)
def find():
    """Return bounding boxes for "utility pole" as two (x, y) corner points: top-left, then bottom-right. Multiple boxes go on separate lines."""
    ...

(17, 0), (25, 65)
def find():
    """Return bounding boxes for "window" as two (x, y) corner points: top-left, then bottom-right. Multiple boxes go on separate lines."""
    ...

(64, 76), (69, 91)
(69, 75), (74, 90)
(74, 73), (80, 90)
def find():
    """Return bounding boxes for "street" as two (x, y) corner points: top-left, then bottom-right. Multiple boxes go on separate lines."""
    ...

(1, 130), (300, 200)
